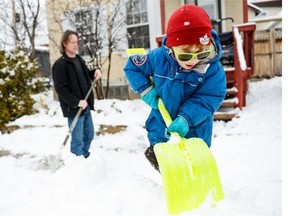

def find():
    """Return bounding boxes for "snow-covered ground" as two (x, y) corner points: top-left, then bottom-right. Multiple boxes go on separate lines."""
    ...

(0, 77), (282, 216)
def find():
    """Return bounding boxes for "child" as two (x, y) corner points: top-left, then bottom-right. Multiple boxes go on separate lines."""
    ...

(124, 4), (226, 171)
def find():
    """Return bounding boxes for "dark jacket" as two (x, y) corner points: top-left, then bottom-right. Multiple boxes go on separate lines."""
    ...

(52, 53), (94, 117)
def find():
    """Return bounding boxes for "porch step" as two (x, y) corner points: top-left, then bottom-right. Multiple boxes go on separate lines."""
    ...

(226, 87), (238, 96)
(214, 108), (240, 121)
(214, 112), (238, 121)
(226, 79), (235, 85)
(224, 67), (235, 72)
(215, 87), (239, 120)
(213, 67), (239, 121)
(220, 97), (239, 108)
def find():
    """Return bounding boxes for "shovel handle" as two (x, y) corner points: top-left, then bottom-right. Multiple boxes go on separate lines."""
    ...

(158, 99), (173, 127)
(158, 98), (182, 141)
(62, 78), (97, 146)
(68, 78), (97, 133)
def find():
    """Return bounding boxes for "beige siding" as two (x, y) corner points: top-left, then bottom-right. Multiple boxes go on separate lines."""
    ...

(222, 0), (243, 32)
(164, 0), (181, 28)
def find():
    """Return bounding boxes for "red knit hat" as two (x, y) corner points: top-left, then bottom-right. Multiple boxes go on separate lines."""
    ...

(166, 4), (212, 47)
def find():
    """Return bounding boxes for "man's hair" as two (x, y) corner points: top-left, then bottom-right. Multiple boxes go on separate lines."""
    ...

(59, 30), (78, 54)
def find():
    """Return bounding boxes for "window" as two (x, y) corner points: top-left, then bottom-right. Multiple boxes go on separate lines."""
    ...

(126, 0), (150, 49)
(73, 9), (95, 57)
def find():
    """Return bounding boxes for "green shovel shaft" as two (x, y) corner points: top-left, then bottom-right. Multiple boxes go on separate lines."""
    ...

(157, 99), (173, 127)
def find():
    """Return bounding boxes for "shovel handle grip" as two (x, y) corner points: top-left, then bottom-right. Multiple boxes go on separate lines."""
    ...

(158, 98), (173, 127)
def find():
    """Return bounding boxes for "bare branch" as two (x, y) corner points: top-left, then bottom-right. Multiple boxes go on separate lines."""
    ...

(0, 0), (47, 59)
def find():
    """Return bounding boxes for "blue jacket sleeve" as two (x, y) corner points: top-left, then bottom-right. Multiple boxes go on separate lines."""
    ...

(123, 54), (154, 94)
(178, 63), (227, 127)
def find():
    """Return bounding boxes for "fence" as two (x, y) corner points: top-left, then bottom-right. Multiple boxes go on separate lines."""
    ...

(252, 17), (282, 78)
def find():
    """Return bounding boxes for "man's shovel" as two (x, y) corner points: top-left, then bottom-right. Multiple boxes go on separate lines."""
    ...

(48, 79), (97, 173)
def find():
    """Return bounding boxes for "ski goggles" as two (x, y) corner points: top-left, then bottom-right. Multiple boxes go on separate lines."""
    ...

(173, 45), (212, 62)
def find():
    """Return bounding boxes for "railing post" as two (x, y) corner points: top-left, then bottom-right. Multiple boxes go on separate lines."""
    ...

(232, 23), (256, 109)
(232, 27), (244, 109)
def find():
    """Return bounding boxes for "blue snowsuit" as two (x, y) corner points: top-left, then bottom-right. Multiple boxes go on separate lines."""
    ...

(124, 30), (226, 147)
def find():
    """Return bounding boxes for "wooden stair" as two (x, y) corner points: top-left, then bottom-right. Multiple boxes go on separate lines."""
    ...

(213, 23), (256, 121)
(214, 67), (240, 121)
(214, 111), (239, 121)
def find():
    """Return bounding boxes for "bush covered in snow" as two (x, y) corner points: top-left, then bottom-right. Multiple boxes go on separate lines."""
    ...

(0, 50), (43, 133)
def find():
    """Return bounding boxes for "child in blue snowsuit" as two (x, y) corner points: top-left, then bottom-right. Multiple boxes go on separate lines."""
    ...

(124, 5), (226, 171)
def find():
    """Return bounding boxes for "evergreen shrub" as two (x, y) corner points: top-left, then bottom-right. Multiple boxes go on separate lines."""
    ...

(0, 50), (43, 133)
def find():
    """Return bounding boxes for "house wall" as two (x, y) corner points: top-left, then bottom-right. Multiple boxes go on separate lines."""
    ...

(222, 0), (244, 32)
(163, 0), (181, 28)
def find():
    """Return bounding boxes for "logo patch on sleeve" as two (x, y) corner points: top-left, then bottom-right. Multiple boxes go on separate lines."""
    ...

(132, 54), (147, 66)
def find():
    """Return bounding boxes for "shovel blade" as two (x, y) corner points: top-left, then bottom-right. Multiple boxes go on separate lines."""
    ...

(47, 153), (64, 173)
(154, 137), (224, 215)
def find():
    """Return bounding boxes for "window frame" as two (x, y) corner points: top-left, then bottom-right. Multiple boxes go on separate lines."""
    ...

(126, 0), (150, 49)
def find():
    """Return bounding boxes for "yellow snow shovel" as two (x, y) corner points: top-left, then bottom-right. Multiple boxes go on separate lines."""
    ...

(154, 99), (224, 215)
(126, 48), (146, 56)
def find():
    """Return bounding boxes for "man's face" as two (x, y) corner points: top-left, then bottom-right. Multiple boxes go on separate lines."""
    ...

(64, 34), (79, 56)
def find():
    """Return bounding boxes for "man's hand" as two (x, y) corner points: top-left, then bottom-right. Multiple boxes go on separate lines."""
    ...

(78, 100), (88, 109)
(94, 68), (102, 80)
